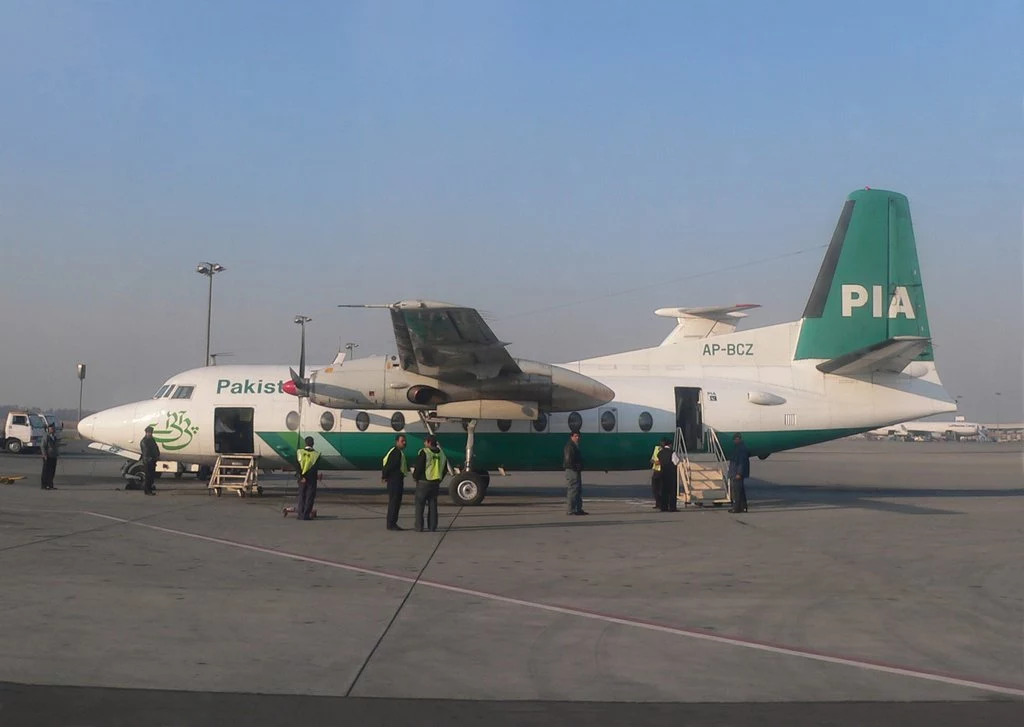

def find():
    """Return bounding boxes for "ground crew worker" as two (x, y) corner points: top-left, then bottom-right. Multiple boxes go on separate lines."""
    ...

(412, 436), (446, 532)
(295, 436), (322, 521)
(656, 438), (678, 512)
(381, 434), (408, 531)
(728, 433), (751, 513)
(649, 442), (662, 509)
(139, 425), (160, 496)
(563, 431), (586, 515)
(40, 424), (59, 490)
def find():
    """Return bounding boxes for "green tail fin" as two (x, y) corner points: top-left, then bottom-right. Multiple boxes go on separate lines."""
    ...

(794, 189), (933, 362)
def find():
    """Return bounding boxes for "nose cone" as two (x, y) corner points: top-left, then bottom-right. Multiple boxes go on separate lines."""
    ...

(78, 413), (97, 441)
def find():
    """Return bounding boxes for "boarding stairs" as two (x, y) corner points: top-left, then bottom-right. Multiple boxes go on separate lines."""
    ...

(208, 454), (261, 497)
(674, 426), (731, 507)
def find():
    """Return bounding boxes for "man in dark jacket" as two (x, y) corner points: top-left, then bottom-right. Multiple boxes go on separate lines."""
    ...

(139, 425), (160, 495)
(656, 438), (678, 512)
(381, 434), (408, 531)
(40, 424), (59, 490)
(295, 437), (322, 521)
(563, 431), (586, 515)
(412, 436), (447, 532)
(728, 433), (751, 513)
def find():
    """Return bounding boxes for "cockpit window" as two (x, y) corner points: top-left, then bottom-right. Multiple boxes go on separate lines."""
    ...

(171, 385), (195, 400)
(162, 386), (176, 398)
(153, 385), (171, 399)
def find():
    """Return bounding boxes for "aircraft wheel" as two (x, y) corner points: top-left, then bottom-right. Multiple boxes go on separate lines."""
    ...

(6, 439), (22, 454)
(124, 461), (145, 488)
(448, 473), (486, 506)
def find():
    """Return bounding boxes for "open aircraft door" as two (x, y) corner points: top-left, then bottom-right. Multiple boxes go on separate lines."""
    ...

(674, 387), (703, 452)
(214, 407), (255, 454)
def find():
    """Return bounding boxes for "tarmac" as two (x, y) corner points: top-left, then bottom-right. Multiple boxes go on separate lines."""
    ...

(0, 439), (1021, 726)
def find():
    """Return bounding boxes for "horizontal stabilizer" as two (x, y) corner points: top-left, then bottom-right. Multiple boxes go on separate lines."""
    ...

(656, 304), (760, 345)
(816, 336), (931, 376)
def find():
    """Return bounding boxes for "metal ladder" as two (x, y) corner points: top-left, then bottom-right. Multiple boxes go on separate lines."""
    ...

(673, 425), (731, 507)
(208, 454), (261, 497)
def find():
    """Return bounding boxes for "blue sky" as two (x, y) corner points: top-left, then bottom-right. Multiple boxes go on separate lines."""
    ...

(1, 0), (1021, 421)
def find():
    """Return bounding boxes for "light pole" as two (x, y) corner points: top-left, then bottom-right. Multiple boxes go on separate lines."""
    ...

(345, 342), (358, 360)
(994, 392), (1002, 424)
(196, 262), (226, 366)
(76, 363), (86, 424)
(210, 352), (234, 366)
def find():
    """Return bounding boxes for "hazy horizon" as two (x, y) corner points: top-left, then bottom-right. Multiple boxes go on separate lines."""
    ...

(1, 1), (1021, 423)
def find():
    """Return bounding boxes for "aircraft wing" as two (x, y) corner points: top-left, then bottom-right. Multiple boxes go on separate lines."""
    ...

(816, 336), (931, 376)
(655, 304), (760, 345)
(387, 301), (522, 381)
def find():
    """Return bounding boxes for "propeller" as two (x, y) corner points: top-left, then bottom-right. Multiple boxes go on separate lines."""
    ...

(286, 316), (313, 397)
(289, 316), (312, 458)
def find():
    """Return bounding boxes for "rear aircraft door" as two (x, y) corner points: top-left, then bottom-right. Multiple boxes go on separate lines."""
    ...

(674, 387), (702, 452)
(214, 407), (255, 454)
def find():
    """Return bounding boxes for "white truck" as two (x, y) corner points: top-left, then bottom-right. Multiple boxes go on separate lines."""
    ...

(2, 411), (46, 454)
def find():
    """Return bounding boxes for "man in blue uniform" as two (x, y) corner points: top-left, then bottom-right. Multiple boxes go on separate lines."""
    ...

(139, 425), (160, 495)
(295, 437), (322, 520)
(728, 433), (751, 513)
(40, 424), (59, 490)
(381, 434), (408, 531)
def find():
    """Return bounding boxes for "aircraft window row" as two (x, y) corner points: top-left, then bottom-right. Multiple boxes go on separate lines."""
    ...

(171, 386), (195, 400)
(279, 409), (655, 435)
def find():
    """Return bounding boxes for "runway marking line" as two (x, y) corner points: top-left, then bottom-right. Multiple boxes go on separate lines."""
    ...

(82, 510), (1024, 699)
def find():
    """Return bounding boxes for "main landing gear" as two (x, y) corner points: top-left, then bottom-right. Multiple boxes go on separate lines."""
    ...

(445, 419), (491, 506)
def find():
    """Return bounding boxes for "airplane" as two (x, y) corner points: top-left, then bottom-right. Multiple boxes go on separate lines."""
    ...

(868, 416), (990, 442)
(79, 188), (957, 505)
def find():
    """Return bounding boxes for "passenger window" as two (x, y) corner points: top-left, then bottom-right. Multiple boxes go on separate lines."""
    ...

(567, 412), (583, 433)
(320, 412), (335, 431)
(355, 412), (370, 432)
(390, 412), (405, 432)
(533, 413), (548, 432)
(638, 411), (654, 432)
(496, 419), (512, 432)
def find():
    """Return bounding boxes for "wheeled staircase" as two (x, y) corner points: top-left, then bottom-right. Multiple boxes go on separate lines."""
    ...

(207, 454), (261, 497)
(674, 426), (732, 507)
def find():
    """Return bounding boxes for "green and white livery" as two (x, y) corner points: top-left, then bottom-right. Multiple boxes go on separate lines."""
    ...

(79, 189), (955, 503)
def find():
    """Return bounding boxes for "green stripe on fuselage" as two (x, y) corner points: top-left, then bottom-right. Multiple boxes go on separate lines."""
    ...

(257, 428), (867, 471)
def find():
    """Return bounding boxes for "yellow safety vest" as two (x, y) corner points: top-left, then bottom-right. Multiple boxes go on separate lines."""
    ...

(650, 445), (661, 472)
(421, 447), (447, 481)
(297, 448), (321, 475)
(383, 447), (408, 474)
